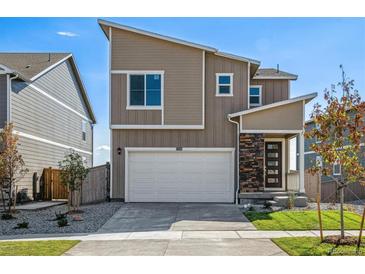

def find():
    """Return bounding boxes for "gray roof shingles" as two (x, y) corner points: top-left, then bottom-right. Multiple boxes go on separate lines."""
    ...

(0, 53), (70, 81)
(254, 68), (298, 80)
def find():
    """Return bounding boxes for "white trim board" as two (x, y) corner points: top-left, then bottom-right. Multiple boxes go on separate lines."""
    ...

(14, 130), (92, 155)
(28, 84), (93, 123)
(110, 124), (204, 130)
(240, 129), (303, 134)
(108, 26), (113, 198)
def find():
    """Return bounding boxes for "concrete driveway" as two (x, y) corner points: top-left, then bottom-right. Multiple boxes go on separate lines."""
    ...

(98, 203), (256, 233)
(64, 203), (286, 256)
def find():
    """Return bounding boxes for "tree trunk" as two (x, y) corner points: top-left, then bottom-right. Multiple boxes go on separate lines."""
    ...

(357, 207), (365, 249)
(340, 185), (345, 239)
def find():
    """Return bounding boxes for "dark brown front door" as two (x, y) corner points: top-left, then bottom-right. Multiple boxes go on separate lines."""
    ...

(265, 142), (282, 189)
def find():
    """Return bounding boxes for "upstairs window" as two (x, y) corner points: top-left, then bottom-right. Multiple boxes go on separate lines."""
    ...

(249, 85), (262, 107)
(333, 159), (341, 175)
(82, 120), (87, 141)
(216, 73), (233, 96)
(128, 73), (162, 109)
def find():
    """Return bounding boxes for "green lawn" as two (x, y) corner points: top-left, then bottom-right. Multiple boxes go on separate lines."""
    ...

(244, 210), (362, 230)
(0, 240), (80, 256)
(273, 237), (365, 256)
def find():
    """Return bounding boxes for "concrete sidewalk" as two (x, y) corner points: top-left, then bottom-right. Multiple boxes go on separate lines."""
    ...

(0, 230), (361, 242)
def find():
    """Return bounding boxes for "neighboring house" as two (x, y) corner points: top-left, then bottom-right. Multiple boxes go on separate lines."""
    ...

(98, 19), (317, 203)
(0, 53), (96, 199)
(304, 118), (365, 201)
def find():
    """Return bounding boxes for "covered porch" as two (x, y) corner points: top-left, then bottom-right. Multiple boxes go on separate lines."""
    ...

(228, 93), (317, 201)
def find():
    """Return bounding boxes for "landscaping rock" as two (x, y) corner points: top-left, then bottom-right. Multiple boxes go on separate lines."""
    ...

(0, 202), (123, 236)
(294, 196), (308, 207)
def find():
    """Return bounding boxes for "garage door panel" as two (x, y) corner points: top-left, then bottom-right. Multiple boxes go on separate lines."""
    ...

(127, 150), (234, 203)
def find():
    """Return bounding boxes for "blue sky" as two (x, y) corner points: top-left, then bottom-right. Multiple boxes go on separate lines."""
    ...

(0, 17), (364, 165)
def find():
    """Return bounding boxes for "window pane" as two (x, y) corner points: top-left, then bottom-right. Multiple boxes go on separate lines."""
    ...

(267, 144), (279, 149)
(250, 87), (260, 96)
(268, 161), (278, 166)
(267, 152), (279, 158)
(268, 170), (279, 175)
(219, 75), (231, 84)
(130, 75), (144, 106)
(268, 178), (278, 183)
(219, 85), (231, 94)
(250, 96), (260, 104)
(146, 74), (161, 106)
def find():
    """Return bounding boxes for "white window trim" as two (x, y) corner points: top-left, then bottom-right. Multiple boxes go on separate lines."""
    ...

(333, 159), (341, 176)
(125, 71), (164, 110)
(249, 85), (262, 107)
(216, 73), (233, 97)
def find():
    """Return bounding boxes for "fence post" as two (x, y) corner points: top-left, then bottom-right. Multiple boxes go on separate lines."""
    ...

(106, 162), (111, 202)
(49, 167), (53, 200)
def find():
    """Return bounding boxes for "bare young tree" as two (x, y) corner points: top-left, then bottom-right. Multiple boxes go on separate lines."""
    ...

(305, 66), (365, 240)
(0, 123), (28, 212)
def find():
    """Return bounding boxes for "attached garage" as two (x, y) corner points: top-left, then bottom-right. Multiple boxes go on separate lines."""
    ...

(125, 148), (235, 203)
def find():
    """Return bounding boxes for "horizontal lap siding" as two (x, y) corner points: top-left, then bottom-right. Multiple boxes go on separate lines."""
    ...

(111, 53), (249, 199)
(250, 79), (289, 104)
(11, 81), (92, 153)
(34, 60), (91, 118)
(111, 74), (161, 124)
(111, 27), (203, 125)
(0, 75), (7, 127)
(16, 136), (92, 199)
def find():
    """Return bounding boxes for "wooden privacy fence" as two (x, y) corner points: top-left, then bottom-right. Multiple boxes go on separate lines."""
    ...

(81, 163), (110, 204)
(304, 169), (365, 202)
(41, 163), (110, 204)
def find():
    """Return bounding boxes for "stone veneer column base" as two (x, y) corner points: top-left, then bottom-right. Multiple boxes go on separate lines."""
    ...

(239, 133), (264, 192)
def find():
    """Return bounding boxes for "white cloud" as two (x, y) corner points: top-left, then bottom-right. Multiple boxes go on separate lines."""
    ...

(57, 31), (79, 37)
(96, 145), (110, 151)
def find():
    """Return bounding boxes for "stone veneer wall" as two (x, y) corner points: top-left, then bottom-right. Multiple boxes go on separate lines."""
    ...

(239, 133), (264, 192)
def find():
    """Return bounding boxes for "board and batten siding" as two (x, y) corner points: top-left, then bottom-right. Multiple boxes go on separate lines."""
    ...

(111, 27), (203, 126)
(0, 75), (7, 127)
(111, 53), (249, 199)
(250, 79), (289, 104)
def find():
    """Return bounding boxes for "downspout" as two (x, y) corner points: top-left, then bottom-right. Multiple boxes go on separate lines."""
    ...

(228, 115), (240, 205)
(8, 73), (19, 123)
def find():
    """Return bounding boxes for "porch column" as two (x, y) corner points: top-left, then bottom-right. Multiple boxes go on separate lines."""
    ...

(298, 131), (305, 193)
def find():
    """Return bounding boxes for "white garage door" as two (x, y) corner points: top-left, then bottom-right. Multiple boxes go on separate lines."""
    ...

(126, 149), (234, 203)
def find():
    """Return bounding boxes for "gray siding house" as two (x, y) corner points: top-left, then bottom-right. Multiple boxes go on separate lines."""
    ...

(0, 53), (96, 199)
(99, 19), (316, 203)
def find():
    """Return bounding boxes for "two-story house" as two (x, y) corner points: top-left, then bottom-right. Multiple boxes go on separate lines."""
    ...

(99, 19), (316, 203)
(0, 53), (96, 199)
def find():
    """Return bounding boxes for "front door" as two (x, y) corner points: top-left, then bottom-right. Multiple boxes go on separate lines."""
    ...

(265, 142), (283, 189)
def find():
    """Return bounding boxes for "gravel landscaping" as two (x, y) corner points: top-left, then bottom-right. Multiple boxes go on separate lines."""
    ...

(0, 202), (123, 236)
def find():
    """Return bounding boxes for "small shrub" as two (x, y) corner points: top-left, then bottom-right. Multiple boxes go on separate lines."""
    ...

(55, 211), (67, 220)
(15, 221), (29, 229)
(343, 204), (356, 213)
(248, 205), (255, 212)
(1, 213), (15, 220)
(263, 201), (272, 210)
(287, 193), (295, 209)
(57, 218), (68, 227)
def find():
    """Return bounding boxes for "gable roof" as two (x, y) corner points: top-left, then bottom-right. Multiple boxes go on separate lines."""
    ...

(253, 68), (298, 80)
(0, 53), (96, 123)
(228, 92), (317, 118)
(97, 19), (261, 67)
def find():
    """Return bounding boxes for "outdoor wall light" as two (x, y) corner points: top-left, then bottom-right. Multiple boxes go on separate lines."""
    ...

(117, 147), (122, 155)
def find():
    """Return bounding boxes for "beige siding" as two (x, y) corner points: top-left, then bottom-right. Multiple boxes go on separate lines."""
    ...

(111, 74), (161, 125)
(111, 27), (203, 125)
(111, 53), (249, 199)
(0, 75), (7, 127)
(241, 101), (304, 131)
(16, 136), (92, 199)
(250, 79), (289, 104)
